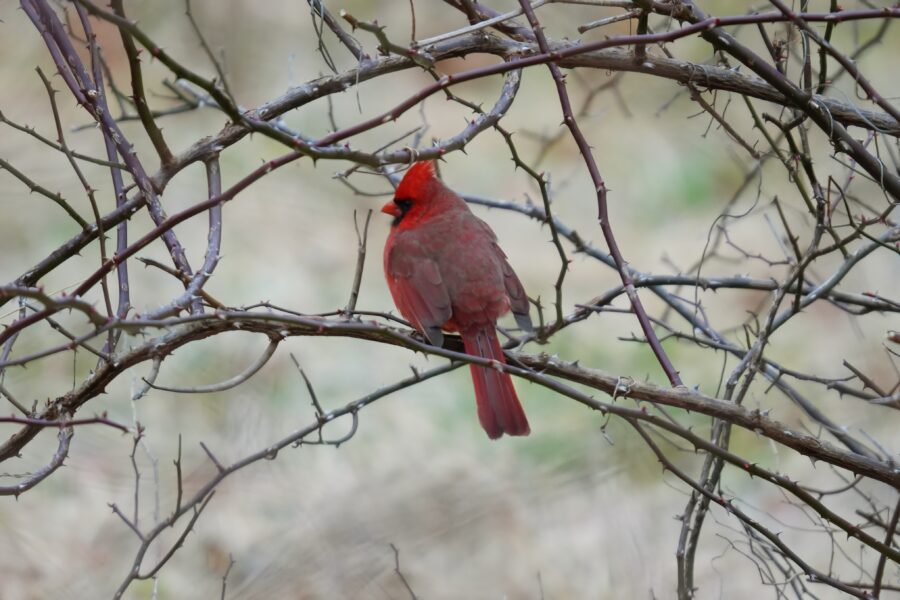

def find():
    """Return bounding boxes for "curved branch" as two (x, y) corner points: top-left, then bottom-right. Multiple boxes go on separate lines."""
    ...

(146, 339), (278, 394)
(0, 426), (72, 496)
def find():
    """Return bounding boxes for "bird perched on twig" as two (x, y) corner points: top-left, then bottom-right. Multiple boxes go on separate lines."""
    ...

(381, 161), (532, 439)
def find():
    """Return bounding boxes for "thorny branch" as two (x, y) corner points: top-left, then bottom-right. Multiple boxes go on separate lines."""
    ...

(1, 0), (898, 597)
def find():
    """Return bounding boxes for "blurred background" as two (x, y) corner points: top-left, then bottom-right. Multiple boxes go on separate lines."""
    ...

(1, 1), (897, 598)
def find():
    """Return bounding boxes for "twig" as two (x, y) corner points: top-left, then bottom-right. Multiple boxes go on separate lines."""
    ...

(146, 339), (279, 394)
(345, 209), (373, 313)
(200, 441), (225, 473)
(0, 426), (73, 496)
(0, 413), (128, 433)
(0, 157), (88, 228)
(290, 353), (325, 419)
(390, 543), (418, 600)
(872, 496), (900, 598)
(220, 554), (236, 600)
(111, 0), (174, 165)
(184, 0), (236, 106)
(631, 420), (873, 599)
(306, 0), (365, 62)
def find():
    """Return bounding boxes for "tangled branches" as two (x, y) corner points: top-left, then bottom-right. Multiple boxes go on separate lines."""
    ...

(1, 1), (898, 597)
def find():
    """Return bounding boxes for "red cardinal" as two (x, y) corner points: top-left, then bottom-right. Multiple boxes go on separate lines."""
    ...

(381, 161), (531, 439)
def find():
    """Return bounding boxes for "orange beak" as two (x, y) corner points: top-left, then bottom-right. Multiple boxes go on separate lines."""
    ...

(381, 200), (401, 218)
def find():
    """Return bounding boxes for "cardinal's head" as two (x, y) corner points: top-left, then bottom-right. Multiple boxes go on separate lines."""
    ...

(381, 161), (440, 227)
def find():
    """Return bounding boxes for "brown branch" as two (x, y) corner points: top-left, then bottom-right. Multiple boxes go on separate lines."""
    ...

(1, 312), (896, 487)
(681, 1), (900, 200)
(345, 209), (373, 314)
(872, 496), (900, 598)
(770, 0), (900, 125)
(631, 420), (872, 598)
(110, 0), (174, 166)
(0, 413), (128, 433)
(0, 157), (89, 229)
(515, 0), (682, 385)
(6, 21), (898, 317)
(0, 426), (72, 496)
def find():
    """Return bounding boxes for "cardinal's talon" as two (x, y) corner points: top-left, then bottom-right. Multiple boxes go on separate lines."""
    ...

(423, 326), (444, 347)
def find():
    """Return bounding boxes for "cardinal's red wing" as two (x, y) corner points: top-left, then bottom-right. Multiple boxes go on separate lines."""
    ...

(468, 215), (532, 332)
(385, 242), (452, 346)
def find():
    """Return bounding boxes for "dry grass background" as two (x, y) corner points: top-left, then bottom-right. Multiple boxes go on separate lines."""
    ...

(0, 1), (897, 598)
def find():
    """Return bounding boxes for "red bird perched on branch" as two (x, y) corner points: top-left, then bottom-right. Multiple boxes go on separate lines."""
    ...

(381, 161), (532, 439)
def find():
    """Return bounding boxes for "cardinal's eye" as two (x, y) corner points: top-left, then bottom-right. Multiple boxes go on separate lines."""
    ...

(394, 198), (413, 214)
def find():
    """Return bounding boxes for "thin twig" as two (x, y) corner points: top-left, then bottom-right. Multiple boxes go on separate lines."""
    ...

(345, 209), (373, 313)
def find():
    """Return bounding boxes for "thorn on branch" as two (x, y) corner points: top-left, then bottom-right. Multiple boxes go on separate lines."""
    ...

(199, 441), (225, 473)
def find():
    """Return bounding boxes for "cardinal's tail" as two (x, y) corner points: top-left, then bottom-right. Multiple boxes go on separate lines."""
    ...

(461, 326), (530, 439)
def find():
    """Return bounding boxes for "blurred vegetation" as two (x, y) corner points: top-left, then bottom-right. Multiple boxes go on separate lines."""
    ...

(1, 1), (897, 599)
